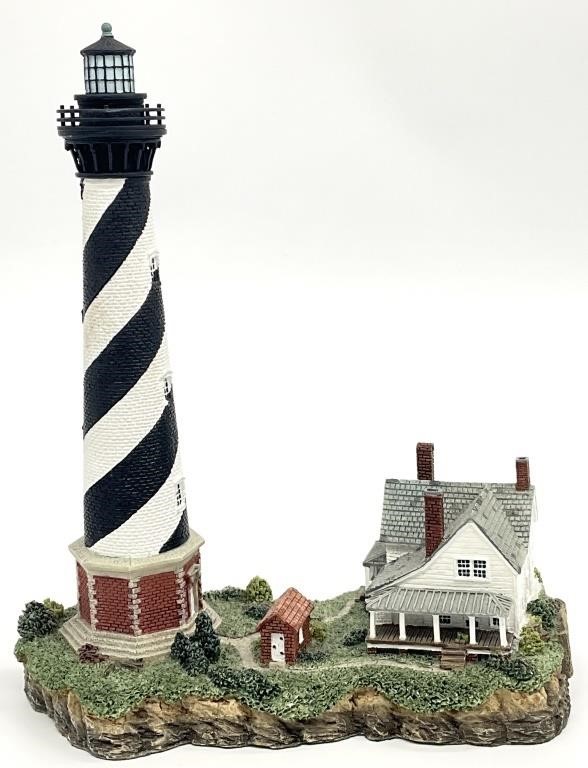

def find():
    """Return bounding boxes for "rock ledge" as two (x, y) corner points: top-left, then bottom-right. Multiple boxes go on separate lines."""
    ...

(24, 668), (570, 759)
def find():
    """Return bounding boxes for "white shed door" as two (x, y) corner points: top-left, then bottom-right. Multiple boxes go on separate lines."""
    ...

(271, 632), (285, 662)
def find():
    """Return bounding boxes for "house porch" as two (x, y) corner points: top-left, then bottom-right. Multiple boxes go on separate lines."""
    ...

(367, 621), (513, 654)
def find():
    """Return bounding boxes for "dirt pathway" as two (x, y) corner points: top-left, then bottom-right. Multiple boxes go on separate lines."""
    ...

(221, 634), (261, 669)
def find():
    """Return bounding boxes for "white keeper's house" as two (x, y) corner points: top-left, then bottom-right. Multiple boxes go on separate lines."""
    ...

(363, 443), (542, 659)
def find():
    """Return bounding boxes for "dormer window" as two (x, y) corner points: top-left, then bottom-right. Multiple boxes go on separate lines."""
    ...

(176, 479), (186, 509)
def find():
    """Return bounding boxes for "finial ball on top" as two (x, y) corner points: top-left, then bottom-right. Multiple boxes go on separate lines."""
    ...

(101, 22), (113, 37)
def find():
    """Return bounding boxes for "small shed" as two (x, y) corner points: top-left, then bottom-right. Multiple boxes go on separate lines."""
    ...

(257, 588), (313, 665)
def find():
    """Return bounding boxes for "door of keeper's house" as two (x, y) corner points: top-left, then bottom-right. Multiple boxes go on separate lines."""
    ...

(271, 632), (285, 662)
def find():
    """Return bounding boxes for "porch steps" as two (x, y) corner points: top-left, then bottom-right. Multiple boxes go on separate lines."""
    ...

(440, 646), (467, 670)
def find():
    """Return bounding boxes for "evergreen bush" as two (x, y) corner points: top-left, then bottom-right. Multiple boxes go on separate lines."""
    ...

(183, 641), (209, 675)
(170, 632), (192, 666)
(527, 596), (558, 631)
(17, 601), (58, 641)
(245, 577), (273, 604)
(194, 612), (221, 662)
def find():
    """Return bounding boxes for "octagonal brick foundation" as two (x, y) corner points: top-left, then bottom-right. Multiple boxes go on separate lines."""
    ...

(61, 530), (205, 662)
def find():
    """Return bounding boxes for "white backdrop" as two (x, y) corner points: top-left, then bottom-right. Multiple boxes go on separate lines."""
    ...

(0, 1), (584, 765)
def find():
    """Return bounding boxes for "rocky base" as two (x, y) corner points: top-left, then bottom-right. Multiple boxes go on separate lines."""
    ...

(24, 668), (570, 759)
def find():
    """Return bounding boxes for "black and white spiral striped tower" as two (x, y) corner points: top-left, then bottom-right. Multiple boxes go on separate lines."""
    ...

(57, 24), (207, 660)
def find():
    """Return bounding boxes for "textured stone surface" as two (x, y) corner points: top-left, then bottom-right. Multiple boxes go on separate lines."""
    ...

(24, 669), (571, 759)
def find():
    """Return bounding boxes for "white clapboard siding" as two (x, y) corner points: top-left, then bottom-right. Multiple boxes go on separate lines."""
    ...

(397, 522), (518, 632)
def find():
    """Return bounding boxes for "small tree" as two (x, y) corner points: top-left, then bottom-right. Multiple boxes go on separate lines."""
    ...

(310, 618), (327, 645)
(245, 576), (273, 604)
(194, 611), (221, 662)
(518, 625), (545, 656)
(17, 601), (58, 641)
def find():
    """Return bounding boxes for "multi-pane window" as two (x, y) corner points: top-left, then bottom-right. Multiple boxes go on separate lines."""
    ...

(84, 53), (135, 94)
(439, 615), (451, 625)
(456, 558), (488, 578)
(163, 373), (173, 398)
(492, 617), (500, 627)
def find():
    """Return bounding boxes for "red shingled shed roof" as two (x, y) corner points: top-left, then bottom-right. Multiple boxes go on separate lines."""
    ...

(257, 587), (314, 632)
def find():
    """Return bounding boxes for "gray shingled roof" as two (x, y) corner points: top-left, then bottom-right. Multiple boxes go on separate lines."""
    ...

(363, 540), (386, 567)
(380, 479), (534, 547)
(366, 486), (530, 595)
(366, 587), (513, 617)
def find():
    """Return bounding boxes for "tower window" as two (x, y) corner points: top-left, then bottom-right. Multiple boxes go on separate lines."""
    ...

(176, 479), (186, 509)
(163, 372), (173, 397)
(150, 251), (160, 277)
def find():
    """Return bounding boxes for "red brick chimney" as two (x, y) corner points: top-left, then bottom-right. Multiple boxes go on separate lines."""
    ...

(424, 491), (444, 556)
(516, 457), (530, 491)
(416, 442), (434, 481)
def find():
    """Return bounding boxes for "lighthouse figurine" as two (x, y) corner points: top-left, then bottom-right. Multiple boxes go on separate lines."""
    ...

(57, 23), (204, 661)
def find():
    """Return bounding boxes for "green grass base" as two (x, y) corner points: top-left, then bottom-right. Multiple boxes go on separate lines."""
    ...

(15, 589), (565, 722)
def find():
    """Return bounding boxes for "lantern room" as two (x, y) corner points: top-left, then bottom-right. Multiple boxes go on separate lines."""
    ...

(81, 22), (135, 95)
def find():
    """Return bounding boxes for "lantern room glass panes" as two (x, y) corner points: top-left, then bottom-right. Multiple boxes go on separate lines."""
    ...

(84, 53), (135, 94)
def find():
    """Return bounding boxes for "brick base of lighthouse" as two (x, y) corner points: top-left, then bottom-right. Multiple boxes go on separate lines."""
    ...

(60, 531), (207, 662)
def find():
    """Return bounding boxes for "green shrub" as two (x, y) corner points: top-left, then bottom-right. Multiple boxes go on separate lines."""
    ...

(527, 596), (558, 631)
(208, 665), (280, 706)
(183, 642), (209, 675)
(486, 654), (534, 682)
(204, 586), (247, 601)
(310, 619), (328, 645)
(454, 632), (470, 644)
(342, 627), (368, 646)
(194, 612), (221, 662)
(298, 647), (327, 663)
(534, 567), (543, 584)
(245, 577), (273, 604)
(18, 601), (58, 641)
(243, 602), (270, 620)
(170, 632), (192, 666)
(519, 626), (545, 656)
(43, 599), (65, 622)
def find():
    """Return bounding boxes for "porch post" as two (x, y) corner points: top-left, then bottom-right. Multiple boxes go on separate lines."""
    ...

(369, 610), (376, 640)
(468, 615), (477, 645)
(364, 566), (371, 587)
(398, 612), (407, 641)
(432, 614), (441, 643)
(499, 616), (508, 648)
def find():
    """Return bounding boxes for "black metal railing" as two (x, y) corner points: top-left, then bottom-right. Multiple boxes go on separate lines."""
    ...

(57, 103), (165, 128)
